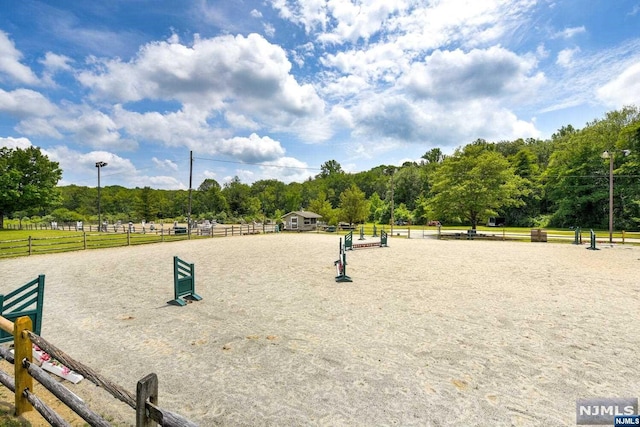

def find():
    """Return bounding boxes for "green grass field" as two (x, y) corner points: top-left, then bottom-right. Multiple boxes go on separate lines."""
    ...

(0, 228), (192, 258)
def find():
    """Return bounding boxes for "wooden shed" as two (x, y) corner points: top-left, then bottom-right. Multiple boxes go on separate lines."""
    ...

(281, 211), (322, 232)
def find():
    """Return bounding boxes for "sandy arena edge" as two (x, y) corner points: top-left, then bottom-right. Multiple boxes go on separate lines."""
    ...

(0, 233), (639, 426)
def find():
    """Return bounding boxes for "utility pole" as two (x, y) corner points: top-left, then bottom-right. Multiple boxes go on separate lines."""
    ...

(188, 150), (193, 238)
(385, 167), (395, 236)
(608, 152), (613, 244)
(602, 149), (631, 244)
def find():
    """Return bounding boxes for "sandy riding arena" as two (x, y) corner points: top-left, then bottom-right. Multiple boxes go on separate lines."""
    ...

(1, 234), (639, 426)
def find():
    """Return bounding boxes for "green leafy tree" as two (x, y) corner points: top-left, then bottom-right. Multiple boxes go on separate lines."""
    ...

(165, 190), (188, 220)
(429, 146), (526, 229)
(50, 208), (83, 222)
(367, 192), (384, 222)
(353, 166), (389, 199)
(155, 190), (177, 220)
(59, 184), (95, 216)
(222, 176), (252, 217)
(421, 148), (445, 164)
(393, 164), (427, 210)
(135, 186), (159, 221)
(317, 160), (344, 178)
(107, 186), (136, 220)
(0, 146), (62, 229)
(316, 160), (352, 207)
(412, 194), (434, 225)
(308, 191), (336, 224)
(611, 118), (640, 229)
(544, 107), (640, 228)
(503, 147), (544, 226)
(195, 179), (228, 217)
(251, 179), (287, 218)
(245, 196), (262, 219)
(283, 182), (304, 212)
(393, 203), (412, 224)
(339, 184), (369, 226)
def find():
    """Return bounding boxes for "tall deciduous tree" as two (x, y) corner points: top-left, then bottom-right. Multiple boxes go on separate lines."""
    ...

(412, 194), (434, 225)
(195, 178), (228, 216)
(367, 192), (384, 222)
(339, 184), (369, 226)
(421, 148), (445, 164)
(392, 164), (427, 210)
(135, 186), (159, 221)
(308, 191), (336, 224)
(222, 176), (252, 217)
(429, 146), (526, 229)
(316, 159), (353, 207)
(250, 179), (286, 218)
(0, 146), (62, 228)
(503, 147), (543, 226)
(317, 160), (343, 178)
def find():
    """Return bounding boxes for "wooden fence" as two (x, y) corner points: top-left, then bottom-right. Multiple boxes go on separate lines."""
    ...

(0, 315), (197, 426)
(0, 223), (279, 258)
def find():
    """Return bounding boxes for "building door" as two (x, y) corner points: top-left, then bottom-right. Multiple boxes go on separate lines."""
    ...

(291, 216), (298, 229)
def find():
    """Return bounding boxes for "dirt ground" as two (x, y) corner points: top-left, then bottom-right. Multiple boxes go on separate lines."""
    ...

(0, 359), (87, 426)
(0, 233), (639, 426)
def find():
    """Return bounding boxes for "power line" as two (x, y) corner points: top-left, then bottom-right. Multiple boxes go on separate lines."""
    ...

(193, 156), (323, 171)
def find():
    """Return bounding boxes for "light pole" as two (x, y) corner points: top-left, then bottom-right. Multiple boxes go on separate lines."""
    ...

(95, 161), (107, 231)
(602, 149), (630, 243)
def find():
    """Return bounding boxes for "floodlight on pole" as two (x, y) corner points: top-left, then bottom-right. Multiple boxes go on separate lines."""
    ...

(95, 161), (108, 232)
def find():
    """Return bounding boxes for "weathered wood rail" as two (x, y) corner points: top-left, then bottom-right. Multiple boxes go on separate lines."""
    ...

(0, 315), (197, 426)
(0, 223), (279, 258)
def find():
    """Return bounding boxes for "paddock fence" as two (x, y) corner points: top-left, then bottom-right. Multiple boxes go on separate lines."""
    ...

(0, 223), (278, 258)
(376, 225), (640, 244)
(0, 315), (197, 426)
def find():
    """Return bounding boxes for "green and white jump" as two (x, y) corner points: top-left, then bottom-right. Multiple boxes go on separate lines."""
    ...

(344, 230), (388, 250)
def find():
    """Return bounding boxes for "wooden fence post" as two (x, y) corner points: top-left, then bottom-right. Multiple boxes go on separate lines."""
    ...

(136, 373), (158, 427)
(83, 232), (87, 250)
(127, 230), (131, 246)
(28, 236), (32, 256)
(14, 316), (33, 415)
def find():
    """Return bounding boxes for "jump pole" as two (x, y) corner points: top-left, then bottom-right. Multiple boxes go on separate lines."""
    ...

(586, 229), (599, 250)
(334, 238), (352, 282)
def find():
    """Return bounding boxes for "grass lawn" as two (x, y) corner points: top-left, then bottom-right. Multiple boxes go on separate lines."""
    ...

(0, 228), (189, 258)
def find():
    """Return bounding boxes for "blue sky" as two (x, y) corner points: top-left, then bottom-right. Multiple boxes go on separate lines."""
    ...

(1, 0), (639, 189)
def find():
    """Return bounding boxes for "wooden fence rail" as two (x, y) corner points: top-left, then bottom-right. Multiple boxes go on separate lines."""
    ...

(0, 223), (279, 258)
(0, 315), (197, 426)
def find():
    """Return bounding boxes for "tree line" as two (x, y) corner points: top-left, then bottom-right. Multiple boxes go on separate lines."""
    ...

(2, 106), (640, 231)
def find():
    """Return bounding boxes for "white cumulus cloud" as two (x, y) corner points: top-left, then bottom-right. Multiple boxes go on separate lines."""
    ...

(0, 31), (39, 85)
(597, 62), (640, 106)
(556, 47), (581, 68)
(0, 136), (33, 149)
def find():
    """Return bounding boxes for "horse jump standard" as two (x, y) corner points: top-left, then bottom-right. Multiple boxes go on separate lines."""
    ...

(344, 230), (388, 250)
